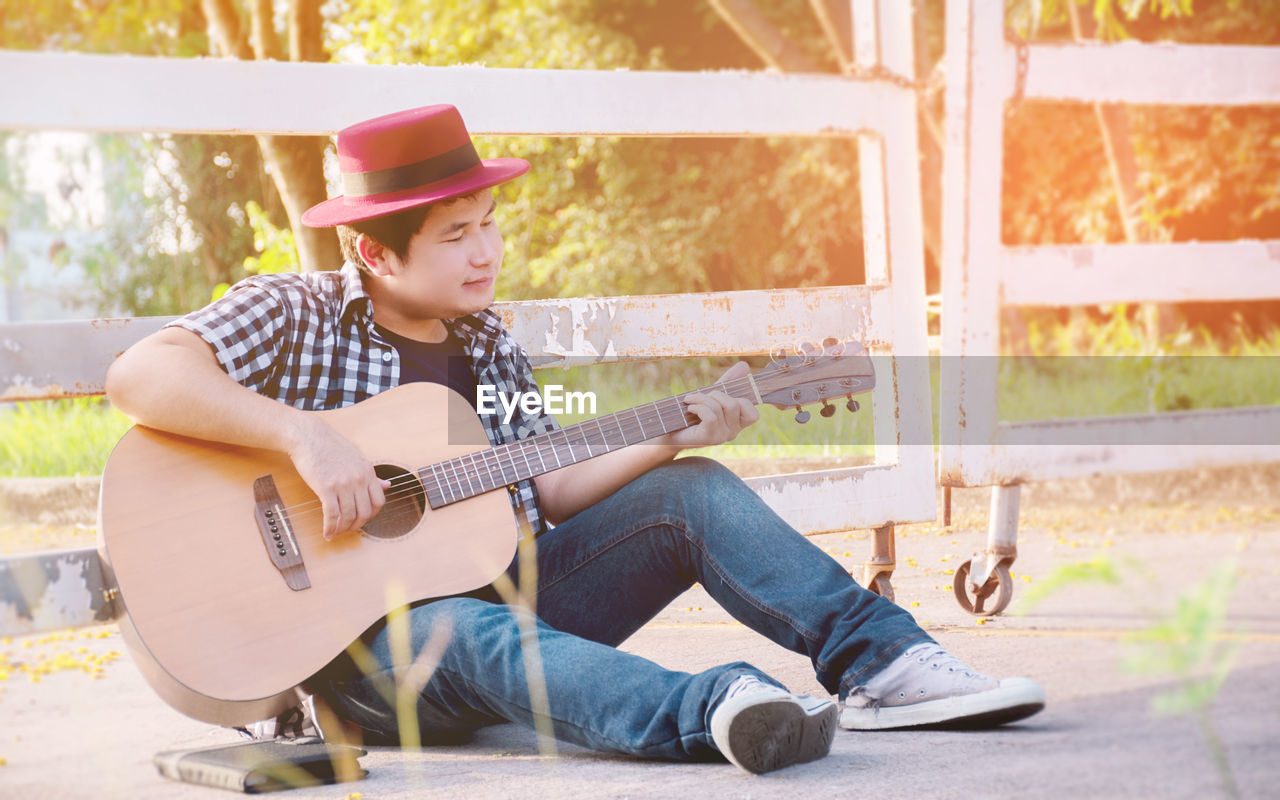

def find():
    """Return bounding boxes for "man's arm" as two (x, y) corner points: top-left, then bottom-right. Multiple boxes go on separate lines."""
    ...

(106, 327), (388, 539)
(532, 361), (759, 526)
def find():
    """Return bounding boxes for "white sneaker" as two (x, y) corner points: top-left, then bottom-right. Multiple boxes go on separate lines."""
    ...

(840, 643), (1045, 730)
(709, 675), (838, 774)
(235, 694), (326, 740)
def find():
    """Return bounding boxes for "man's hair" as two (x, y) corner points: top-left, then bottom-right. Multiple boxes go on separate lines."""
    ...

(336, 191), (486, 272)
(336, 204), (432, 272)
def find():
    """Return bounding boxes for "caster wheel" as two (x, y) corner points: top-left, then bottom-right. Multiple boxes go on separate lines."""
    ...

(868, 573), (895, 604)
(953, 558), (1012, 616)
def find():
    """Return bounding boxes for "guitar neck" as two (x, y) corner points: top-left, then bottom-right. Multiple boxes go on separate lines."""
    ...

(419, 376), (760, 509)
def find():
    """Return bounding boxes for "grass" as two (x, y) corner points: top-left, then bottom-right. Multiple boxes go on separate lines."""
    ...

(0, 398), (132, 478)
(999, 313), (1280, 421)
(1, 315), (1275, 478)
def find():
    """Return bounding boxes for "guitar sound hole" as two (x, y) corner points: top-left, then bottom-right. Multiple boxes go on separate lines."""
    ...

(362, 465), (426, 540)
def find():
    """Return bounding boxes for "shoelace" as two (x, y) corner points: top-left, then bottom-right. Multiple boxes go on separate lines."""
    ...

(907, 643), (985, 681)
(724, 675), (771, 701)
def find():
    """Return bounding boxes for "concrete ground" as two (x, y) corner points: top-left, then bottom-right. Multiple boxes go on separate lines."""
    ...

(1, 472), (1277, 799)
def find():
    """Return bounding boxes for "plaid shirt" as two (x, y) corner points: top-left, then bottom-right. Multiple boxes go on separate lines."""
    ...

(171, 261), (558, 534)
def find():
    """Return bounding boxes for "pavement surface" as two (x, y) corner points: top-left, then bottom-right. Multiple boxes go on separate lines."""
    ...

(1, 475), (1278, 799)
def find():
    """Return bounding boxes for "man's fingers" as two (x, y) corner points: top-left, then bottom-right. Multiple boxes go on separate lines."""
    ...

(719, 360), (750, 382)
(352, 490), (374, 533)
(321, 477), (391, 541)
(321, 495), (340, 540)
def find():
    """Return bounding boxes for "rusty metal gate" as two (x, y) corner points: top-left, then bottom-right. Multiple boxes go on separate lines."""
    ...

(1, 0), (936, 635)
(939, 0), (1280, 614)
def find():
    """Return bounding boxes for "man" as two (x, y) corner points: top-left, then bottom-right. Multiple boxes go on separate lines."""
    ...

(106, 105), (1044, 775)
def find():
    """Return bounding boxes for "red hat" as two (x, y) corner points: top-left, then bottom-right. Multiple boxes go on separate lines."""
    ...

(301, 105), (529, 228)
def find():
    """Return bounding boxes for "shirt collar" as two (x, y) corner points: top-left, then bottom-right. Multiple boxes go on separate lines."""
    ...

(338, 261), (374, 325)
(448, 308), (504, 351)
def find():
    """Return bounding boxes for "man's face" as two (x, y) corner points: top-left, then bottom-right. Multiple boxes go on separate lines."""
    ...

(380, 191), (504, 322)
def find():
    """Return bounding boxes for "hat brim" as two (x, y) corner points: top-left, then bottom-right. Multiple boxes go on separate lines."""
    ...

(301, 158), (530, 228)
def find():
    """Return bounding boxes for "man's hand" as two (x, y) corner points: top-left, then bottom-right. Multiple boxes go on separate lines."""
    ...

(286, 415), (391, 540)
(661, 361), (760, 450)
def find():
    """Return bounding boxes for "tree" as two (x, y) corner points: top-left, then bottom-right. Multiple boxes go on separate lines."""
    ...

(6, 0), (1277, 327)
(197, 0), (340, 272)
(1, 0), (282, 314)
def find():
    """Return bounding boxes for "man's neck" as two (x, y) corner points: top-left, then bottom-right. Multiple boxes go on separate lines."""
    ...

(361, 273), (450, 344)
(374, 313), (449, 344)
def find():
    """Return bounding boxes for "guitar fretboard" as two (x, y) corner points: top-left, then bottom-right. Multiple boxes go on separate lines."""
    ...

(417, 379), (756, 508)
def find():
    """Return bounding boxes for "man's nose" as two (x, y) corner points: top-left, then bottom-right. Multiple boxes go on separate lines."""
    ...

(475, 234), (501, 266)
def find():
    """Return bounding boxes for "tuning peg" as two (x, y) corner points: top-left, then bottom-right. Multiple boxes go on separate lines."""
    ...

(846, 398), (860, 413)
(794, 409), (811, 424)
(820, 401), (836, 418)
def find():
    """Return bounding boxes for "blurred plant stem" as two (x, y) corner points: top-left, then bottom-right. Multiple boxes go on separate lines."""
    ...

(1019, 553), (1244, 799)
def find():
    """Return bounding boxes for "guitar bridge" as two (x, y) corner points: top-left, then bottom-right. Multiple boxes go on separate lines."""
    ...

(253, 475), (311, 591)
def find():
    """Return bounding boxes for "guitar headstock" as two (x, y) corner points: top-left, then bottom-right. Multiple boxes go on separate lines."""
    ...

(752, 339), (875, 422)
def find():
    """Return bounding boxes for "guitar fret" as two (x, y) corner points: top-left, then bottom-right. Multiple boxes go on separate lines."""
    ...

(654, 400), (670, 433)
(532, 438), (549, 473)
(494, 442), (513, 486)
(469, 453), (488, 494)
(487, 445), (501, 486)
(518, 440), (534, 482)
(458, 456), (475, 497)
(632, 407), (646, 440)
(432, 463), (454, 504)
(550, 429), (567, 468)
(449, 457), (469, 499)
(613, 413), (628, 446)
(459, 455), (474, 496)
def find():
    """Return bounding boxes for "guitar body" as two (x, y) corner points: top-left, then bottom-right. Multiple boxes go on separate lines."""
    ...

(97, 383), (519, 726)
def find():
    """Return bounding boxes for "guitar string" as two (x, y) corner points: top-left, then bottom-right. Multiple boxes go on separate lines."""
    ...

(262, 373), (774, 524)
(261, 371), (805, 525)
(267, 390), (703, 524)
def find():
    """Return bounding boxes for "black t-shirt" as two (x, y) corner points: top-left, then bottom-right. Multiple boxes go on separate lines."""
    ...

(376, 324), (476, 402)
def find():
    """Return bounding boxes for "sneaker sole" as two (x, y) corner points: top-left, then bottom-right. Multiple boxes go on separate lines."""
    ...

(720, 699), (839, 774)
(839, 677), (1045, 731)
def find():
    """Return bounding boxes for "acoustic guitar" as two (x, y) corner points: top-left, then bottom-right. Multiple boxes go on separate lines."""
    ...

(97, 341), (875, 725)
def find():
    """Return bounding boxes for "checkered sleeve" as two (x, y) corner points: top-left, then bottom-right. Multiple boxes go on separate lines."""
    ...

(167, 278), (293, 395)
(509, 343), (561, 439)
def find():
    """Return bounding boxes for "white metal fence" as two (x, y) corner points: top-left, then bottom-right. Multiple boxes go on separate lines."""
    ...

(937, 0), (1280, 613)
(0, 0), (936, 634)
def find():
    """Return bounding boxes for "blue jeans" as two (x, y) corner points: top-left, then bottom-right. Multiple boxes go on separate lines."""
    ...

(315, 457), (931, 760)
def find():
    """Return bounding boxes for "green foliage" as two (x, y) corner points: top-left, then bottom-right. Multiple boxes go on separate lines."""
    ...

(5, 0), (1278, 328)
(999, 312), (1280, 422)
(0, 0), (203, 56)
(1007, 0), (1193, 41)
(1017, 551), (1245, 798)
(4, 2), (273, 317)
(1122, 559), (1241, 717)
(1016, 554), (1123, 609)
(55, 134), (267, 316)
(0, 399), (133, 478)
(1003, 2), (1280, 250)
(333, 0), (865, 300)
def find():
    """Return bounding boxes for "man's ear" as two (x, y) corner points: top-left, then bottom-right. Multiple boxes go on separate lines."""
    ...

(356, 234), (394, 276)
